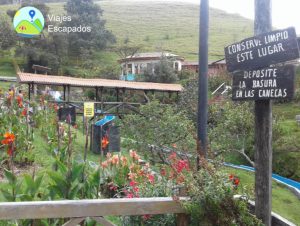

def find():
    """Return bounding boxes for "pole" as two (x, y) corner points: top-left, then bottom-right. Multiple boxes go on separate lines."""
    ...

(254, 0), (272, 225)
(197, 0), (209, 159)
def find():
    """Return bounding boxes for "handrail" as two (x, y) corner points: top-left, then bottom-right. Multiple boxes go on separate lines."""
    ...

(0, 197), (188, 220)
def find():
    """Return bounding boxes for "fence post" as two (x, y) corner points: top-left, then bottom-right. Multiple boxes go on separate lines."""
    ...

(176, 187), (189, 226)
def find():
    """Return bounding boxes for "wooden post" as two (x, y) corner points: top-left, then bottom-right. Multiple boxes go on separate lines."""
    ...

(176, 187), (189, 226)
(95, 87), (99, 111)
(254, 0), (272, 225)
(63, 85), (66, 101)
(67, 85), (70, 103)
(100, 87), (104, 114)
(28, 84), (31, 101)
(116, 88), (119, 115)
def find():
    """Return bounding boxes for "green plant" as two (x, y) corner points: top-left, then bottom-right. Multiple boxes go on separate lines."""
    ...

(121, 100), (196, 161)
(0, 169), (22, 202)
(182, 160), (263, 226)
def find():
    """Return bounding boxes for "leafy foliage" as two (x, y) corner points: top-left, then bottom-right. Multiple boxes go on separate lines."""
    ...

(208, 101), (255, 165)
(64, 0), (115, 56)
(120, 100), (196, 160)
(142, 56), (178, 83)
(183, 160), (263, 226)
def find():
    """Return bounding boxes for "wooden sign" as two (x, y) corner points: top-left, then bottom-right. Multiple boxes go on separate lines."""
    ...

(225, 27), (299, 72)
(232, 65), (295, 101)
(84, 102), (94, 117)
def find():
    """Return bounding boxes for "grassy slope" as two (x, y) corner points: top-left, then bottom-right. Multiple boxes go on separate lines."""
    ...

(224, 168), (300, 224)
(99, 0), (253, 61)
(0, 1), (254, 62)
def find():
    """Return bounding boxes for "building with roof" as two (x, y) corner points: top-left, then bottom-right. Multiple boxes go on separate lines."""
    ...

(182, 59), (227, 76)
(118, 52), (185, 81)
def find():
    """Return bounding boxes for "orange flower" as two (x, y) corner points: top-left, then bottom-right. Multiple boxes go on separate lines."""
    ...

(1, 132), (15, 145)
(128, 172), (137, 180)
(121, 156), (128, 166)
(102, 136), (109, 150)
(7, 146), (13, 156)
(111, 155), (119, 165)
(129, 163), (136, 171)
(233, 178), (240, 186)
(176, 175), (185, 184)
(129, 150), (140, 160)
(21, 108), (27, 116)
(101, 160), (108, 168)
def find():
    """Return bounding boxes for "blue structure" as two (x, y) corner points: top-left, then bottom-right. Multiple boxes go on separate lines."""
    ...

(95, 115), (116, 126)
(120, 74), (136, 81)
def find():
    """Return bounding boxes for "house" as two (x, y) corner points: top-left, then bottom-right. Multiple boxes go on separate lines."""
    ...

(181, 59), (227, 76)
(118, 52), (185, 81)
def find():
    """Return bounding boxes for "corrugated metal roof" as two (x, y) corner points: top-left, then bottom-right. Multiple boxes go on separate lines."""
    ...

(17, 73), (183, 92)
(127, 52), (179, 59)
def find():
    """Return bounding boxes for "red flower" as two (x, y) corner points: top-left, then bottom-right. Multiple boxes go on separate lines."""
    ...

(129, 180), (138, 187)
(229, 174), (234, 181)
(126, 193), (134, 198)
(147, 174), (155, 184)
(1, 132), (15, 145)
(21, 108), (27, 116)
(168, 152), (177, 160)
(160, 167), (167, 177)
(142, 214), (152, 221)
(102, 136), (109, 150)
(174, 160), (189, 173)
(7, 146), (13, 156)
(133, 186), (139, 193)
(233, 178), (240, 186)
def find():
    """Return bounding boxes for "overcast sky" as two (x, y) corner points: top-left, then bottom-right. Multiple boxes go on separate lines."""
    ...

(144, 0), (300, 34)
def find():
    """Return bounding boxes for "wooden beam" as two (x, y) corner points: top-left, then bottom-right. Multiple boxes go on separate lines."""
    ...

(0, 198), (187, 220)
(62, 217), (85, 226)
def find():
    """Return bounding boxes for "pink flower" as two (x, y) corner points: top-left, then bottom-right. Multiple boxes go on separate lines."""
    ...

(101, 161), (108, 168)
(126, 193), (134, 198)
(130, 150), (140, 160)
(168, 152), (177, 160)
(129, 180), (138, 187)
(142, 214), (152, 221)
(133, 186), (139, 193)
(147, 174), (155, 184)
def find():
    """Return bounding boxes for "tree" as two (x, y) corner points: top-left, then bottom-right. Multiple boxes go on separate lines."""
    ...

(142, 56), (178, 83)
(0, 16), (16, 51)
(64, 0), (115, 56)
(114, 41), (141, 81)
(208, 101), (255, 166)
(121, 100), (196, 162)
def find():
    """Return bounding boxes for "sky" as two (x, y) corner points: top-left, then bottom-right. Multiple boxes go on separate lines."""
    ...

(140, 0), (300, 34)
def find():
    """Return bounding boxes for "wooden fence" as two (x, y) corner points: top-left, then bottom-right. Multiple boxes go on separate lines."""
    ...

(0, 197), (189, 226)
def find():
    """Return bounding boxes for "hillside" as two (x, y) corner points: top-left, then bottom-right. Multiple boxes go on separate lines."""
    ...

(98, 0), (254, 60)
(0, 0), (254, 61)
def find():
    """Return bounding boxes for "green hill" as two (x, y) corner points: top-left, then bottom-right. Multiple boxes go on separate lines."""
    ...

(97, 0), (254, 60)
(0, 0), (254, 61)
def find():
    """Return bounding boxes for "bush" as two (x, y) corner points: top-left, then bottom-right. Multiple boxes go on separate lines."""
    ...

(183, 160), (263, 226)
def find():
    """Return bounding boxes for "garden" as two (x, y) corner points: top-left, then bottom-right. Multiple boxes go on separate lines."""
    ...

(0, 84), (271, 226)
